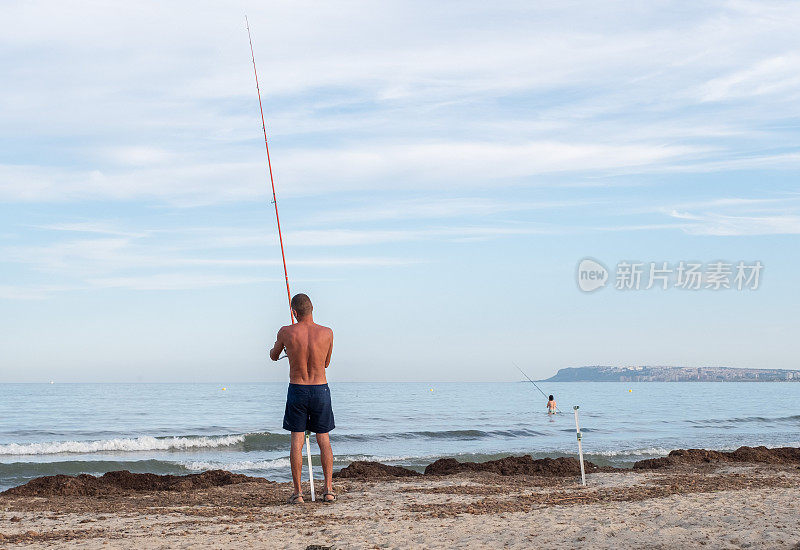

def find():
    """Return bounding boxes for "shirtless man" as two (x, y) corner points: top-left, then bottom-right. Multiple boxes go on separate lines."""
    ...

(269, 293), (335, 504)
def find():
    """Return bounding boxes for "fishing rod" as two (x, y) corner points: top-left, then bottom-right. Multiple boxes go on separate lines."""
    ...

(245, 15), (293, 325)
(246, 17), (315, 501)
(513, 362), (561, 413)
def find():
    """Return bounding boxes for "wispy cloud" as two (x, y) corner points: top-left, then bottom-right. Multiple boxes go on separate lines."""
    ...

(0, 284), (81, 301)
(698, 55), (800, 103)
(2, 1), (800, 205)
(33, 222), (150, 238)
(670, 210), (800, 236)
(85, 273), (275, 291)
(2, 236), (417, 272)
(0, 225), (420, 299)
(0, 140), (700, 203)
(310, 197), (520, 224)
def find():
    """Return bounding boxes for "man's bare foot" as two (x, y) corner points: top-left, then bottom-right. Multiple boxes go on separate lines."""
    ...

(287, 493), (305, 504)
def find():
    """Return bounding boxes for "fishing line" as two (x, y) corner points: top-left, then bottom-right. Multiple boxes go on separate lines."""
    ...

(513, 362), (562, 413)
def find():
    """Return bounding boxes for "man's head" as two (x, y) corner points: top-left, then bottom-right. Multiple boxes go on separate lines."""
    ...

(291, 293), (313, 321)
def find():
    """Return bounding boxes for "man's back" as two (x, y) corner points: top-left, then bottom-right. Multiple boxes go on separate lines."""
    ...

(279, 320), (333, 385)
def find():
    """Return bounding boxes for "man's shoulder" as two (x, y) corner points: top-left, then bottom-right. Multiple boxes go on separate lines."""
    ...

(314, 323), (333, 335)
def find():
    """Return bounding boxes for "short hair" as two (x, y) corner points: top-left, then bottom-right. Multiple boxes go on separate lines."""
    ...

(291, 293), (313, 319)
(548, 395), (554, 401)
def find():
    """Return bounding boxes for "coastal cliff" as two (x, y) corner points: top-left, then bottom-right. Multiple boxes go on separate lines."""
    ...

(544, 365), (800, 382)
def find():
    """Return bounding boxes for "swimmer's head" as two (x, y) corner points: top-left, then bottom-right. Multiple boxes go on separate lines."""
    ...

(548, 395), (554, 401)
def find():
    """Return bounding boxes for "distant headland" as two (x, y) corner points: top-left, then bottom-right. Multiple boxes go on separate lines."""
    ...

(544, 366), (800, 382)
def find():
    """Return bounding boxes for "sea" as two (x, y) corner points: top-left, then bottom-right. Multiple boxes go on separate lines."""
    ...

(1, 382), (799, 491)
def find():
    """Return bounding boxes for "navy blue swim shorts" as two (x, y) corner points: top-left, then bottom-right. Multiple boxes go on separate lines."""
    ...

(282, 383), (335, 433)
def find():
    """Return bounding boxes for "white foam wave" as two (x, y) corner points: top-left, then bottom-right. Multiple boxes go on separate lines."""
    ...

(337, 454), (426, 463)
(182, 458), (291, 472)
(0, 434), (246, 456)
(587, 447), (674, 457)
(587, 441), (800, 458)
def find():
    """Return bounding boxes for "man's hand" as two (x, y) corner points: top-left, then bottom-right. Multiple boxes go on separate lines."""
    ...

(269, 341), (284, 361)
(269, 327), (286, 361)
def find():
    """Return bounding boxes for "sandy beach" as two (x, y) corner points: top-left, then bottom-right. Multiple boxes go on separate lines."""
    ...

(1, 449), (799, 549)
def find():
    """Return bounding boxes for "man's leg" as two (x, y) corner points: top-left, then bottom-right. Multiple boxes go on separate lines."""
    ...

(290, 431), (306, 499)
(315, 432), (334, 500)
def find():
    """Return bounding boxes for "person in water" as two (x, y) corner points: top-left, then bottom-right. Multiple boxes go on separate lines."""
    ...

(270, 293), (336, 504)
(546, 394), (557, 414)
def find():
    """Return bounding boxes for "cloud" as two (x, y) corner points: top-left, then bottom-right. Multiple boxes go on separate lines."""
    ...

(2, 1), (800, 291)
(2, 235), (416, 273)
(670, 210), (800, 236)
(0, 223), (422, 299)
(86, 273), (274, 291)
(0, 162), (266, 205)
(0, 284), (79, 301)
(283, 226), (556, 247)
(1, 1), (799, 206)
(277, 141), (698, 194)
(102, 147), (179, 167)
(698, 55), (800, 103)
(0, 276), (272, 298)
(33, 222), (150, 237)
(169, 221), (562, 250)
(0, 140), (699, 203)
(310, 197), (596, 224)
(660, 152), (800, 174)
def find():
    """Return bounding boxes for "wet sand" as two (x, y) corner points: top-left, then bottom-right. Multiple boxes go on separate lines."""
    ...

(1, 454), (799, 549)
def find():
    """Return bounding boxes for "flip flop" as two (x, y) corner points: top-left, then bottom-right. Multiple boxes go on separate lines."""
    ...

(322, 491), (336, 503)
(287, 493), (304, 504)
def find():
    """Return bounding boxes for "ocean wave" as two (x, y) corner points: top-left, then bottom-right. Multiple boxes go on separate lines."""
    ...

(335, 428), (547, 442)
(0, 459), (191, 480)
(335, 454), (433, 463)
(181, 458), (291, 472)
(406, 429), (545, 439)
(686, 415), (800, 426)
(583, 447), (674, 457)
(0, 434), (247, 456)
(0, 428), (553, 456)
(584, 441), (800, 459)
(240, 432), (290, 450)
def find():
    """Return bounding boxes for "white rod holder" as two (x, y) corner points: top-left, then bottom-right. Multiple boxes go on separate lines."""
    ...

(305, 431), (316, 501)
(573, 406), (586, 486)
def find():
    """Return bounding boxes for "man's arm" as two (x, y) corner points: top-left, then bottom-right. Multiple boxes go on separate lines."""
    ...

(269, 327), (286, 361)
(324, 329), (333, 368)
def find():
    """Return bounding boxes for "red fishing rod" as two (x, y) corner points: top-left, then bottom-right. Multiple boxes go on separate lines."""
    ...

(247, 18), (316, 501)
(245, 16), (294, 324)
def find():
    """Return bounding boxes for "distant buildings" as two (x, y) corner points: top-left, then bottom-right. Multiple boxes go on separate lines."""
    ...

(545, 365), (800, 382)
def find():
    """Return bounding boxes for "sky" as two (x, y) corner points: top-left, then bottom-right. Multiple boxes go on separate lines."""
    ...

(1, 0), (799, 382)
